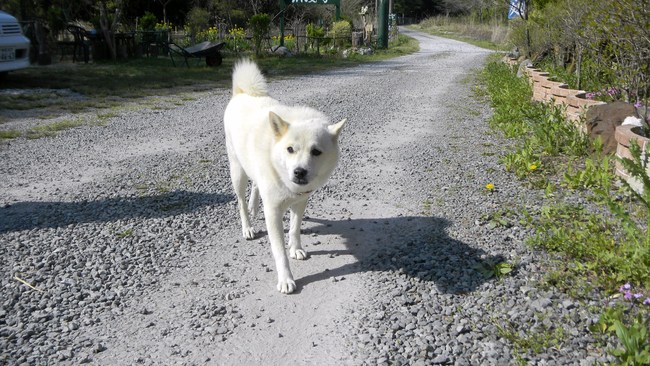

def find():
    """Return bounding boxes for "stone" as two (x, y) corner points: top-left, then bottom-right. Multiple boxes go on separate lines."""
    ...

(517, 59), (532, 78)
(585, 101), (638, 154)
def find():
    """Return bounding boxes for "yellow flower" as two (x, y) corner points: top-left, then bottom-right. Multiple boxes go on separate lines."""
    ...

(485, 183), (495, 191)
(528, 164), (537, 171)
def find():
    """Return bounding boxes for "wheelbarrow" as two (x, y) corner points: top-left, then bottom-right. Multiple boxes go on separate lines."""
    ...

(168, 41), (225, 67)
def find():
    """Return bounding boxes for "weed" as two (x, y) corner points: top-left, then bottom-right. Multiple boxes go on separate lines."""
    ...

(26, 119), (84, 139)
(474, 260), (514, 279)
(422, 199), (432, 214)
(479, 209), (520, 229)
(562, 156), (612, 192)
(0, 130), (21, 139)
(591, 290), (650, 365)
(493, 316), (566, 355)
(116, 229), (134, 238)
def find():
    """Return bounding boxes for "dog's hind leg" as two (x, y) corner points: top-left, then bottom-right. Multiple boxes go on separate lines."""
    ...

(229, 162), (255, 240)
(248, 183), (260, 219)
(263, 201), (296, 294)
(288, 197), (309, 260)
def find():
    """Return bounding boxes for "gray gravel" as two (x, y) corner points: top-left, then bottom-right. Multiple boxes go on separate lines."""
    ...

(0, 28), (616, 365)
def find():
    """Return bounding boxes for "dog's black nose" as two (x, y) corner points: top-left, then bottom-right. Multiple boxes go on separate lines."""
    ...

(293, 168), (308, 179)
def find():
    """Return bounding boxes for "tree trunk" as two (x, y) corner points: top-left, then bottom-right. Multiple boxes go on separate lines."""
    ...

(34, 21), (51, 65)
(99, 2), (121, 61)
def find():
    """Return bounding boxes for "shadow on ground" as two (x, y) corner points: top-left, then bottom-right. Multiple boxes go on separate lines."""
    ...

(299, 216), (503, 295)
(0, 190), (233, 233)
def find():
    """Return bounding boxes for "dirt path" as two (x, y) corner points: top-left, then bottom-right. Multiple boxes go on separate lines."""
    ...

(68, 29), (492, 365)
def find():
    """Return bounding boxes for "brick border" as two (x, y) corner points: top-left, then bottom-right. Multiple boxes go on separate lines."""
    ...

(503, 56), (647, 192)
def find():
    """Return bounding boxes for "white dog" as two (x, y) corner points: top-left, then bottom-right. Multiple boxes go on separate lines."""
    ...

(223, 59), (346, 294)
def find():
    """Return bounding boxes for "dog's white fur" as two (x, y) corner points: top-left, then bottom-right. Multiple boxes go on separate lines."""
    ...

(223, 59), (345, 294)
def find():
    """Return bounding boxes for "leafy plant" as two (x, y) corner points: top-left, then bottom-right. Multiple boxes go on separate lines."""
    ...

(474, 259), (514, 279)
(591, 305), (650, 365)
(226, 27), (250, 52)
(562, 154), (612, 191)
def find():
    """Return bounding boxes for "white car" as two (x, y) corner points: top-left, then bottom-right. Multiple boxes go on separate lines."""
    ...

(0, 11), (30, 74)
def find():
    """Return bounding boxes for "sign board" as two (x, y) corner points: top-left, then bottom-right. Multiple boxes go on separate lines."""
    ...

(508, 0), (524, 19)
(284, 0), (340, 5)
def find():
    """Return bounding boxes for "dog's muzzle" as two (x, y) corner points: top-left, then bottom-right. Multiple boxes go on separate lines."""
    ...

(293, 168), (308, 185)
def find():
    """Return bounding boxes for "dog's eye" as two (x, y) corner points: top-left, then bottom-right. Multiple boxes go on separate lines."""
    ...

(287, 147), (294, 154)
(311, 149), (322, 156)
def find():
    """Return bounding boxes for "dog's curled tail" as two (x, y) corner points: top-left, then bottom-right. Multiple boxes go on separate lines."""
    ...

(232, 59), (268, 97)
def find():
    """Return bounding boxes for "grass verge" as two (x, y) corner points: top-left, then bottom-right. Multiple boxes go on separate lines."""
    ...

(478, 55), (650, 364)
(0, 34), (418, 118)
(413, 16), (510, 51)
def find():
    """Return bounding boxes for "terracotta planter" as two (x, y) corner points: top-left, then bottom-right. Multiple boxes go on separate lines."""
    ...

(615, 125), (650, 194)
(549, 84), (579, 106)
(530, 71), (550, 101)
(525, 66), (542, 86)
(538, 78), (566, 103)
(513, 63), (614, 135)
(566, 92), (606, 124)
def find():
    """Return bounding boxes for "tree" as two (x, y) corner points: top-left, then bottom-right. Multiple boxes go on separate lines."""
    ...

(96, 0), (123, 61)
(157, 0), (174, 25)
(249, 12), (270, 56)
(185, 6), (210, 42)
(582, 0), (650, 104)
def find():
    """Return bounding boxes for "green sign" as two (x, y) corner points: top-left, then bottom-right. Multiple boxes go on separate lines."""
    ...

(287, 0), (340, 4)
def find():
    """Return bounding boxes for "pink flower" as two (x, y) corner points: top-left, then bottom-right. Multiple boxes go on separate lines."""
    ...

(620, 283), (631, 292)
(624, 291), (633, 300)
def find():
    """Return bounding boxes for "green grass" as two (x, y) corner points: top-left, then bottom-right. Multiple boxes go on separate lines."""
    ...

(0, 130), (21, 139)
(25, 119), (85, 139)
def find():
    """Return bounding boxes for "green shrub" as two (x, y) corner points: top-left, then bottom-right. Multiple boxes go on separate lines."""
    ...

(328, 20), (352, 49)
(140, 11), (157, 31)
(249, 13), (271, 57)
(306, 23), (327, 54)
(185, 7), (210, 40)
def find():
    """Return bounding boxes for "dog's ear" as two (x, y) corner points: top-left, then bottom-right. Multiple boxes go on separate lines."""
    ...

(328, 119), (346, 139)
(269, 111), (289, 138)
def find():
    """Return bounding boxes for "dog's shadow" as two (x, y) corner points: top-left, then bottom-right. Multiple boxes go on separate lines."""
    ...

(296, 215), (505, 295)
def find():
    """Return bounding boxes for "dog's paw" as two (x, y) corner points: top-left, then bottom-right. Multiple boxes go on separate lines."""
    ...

(290, 248), (308, 260)
(277, 278), (296, 294)
(242, 227), (255, 240)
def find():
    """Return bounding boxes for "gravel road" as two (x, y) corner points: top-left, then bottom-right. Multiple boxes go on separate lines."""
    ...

(1, 28), (616, 365)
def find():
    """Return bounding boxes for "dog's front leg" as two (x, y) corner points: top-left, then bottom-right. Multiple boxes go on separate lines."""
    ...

(289, 197), (309, 260)
(263, 204), (296, 294)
